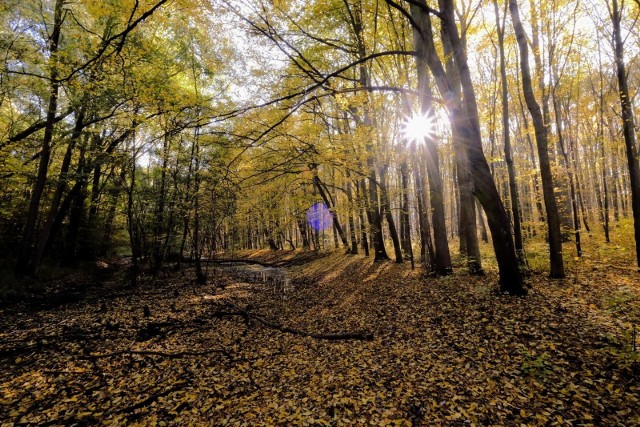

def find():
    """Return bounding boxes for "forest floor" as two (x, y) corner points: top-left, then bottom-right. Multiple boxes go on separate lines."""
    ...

(1, 237), (640, 426)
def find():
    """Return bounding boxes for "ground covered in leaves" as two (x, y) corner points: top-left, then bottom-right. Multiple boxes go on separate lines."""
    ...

(1, 244), (640, 426)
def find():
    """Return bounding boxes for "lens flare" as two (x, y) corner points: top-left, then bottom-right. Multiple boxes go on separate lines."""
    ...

(402, 112), (434, 144)
(306, 202), (333, 231)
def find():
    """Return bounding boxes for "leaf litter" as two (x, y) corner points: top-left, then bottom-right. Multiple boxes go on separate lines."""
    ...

(1, 249), (639, 426)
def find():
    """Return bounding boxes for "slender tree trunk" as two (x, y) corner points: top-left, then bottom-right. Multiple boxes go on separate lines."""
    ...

(611, 0), (640, 268)
(414, 145), (436, 269)
(193, 132), (205, 284)
(611, 140), (621, 221)
(127, 140), (141, 281)
(409, 2), (452, 275)
(476, 199), (489, 243)
(380, 165), (403, 263)
(345, 1), (387, 261)
(494, 0), (527, 268)
(63, 149), (89, 267)
(32, 108), (85, 268)
(178, 132), (198, 268)
(439, 8), (482, 274)
(355, 180), (370, 257)
(435, 0), (524, 293)
(399, 160), (413, 262)
(510, 0), (565, 278)
(345, 175), (359, 254)
(101, 167), (126, 257)
(297, 218), (310, 250)
(528, 0), (571, 238)
(312, 173), (348, 248)
(515, 67), (546, 229)
(553, 96), (582, 256)
(599, 59), (611, 241)
(16, 0), (64, 276)
(366, 169), (389, 261)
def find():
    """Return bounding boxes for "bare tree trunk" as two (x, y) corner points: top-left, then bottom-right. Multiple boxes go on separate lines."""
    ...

(32, 108), (85, 268)
(510, 0), (565, 278)
(312, 173), (348, 248)
(343, 1), (388, 261)
(553, 95), (582, 257)
(101, 167), (126, 257)
(366, 169), (389, 261)
(414, 145), (436, 269)
(494, 0), (527, 268)
(611, 0), (640, 268)
(355, 180), (370, 257)
(152, 132), (171, 275)
(380, 165), (403, 263)
(476, 199), (489, 244)
(439, 7), (482, 274)
(192, 130), (205, 284)
(297, 218), (310, 250)
(598, 48), (611, 242)
(16, 0), (64, 276)
(435, 0), (524, 293)
(345, 173), (359, 254)
(409, 2), (452, 275)
(178, 131), (198, 269)
(399, 160), (413, 260)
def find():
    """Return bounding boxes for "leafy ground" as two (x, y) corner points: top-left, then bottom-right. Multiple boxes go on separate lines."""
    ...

(1, 237), (640, 426)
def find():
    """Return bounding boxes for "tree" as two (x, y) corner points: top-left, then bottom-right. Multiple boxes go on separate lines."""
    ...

(493, 0), (527, 268)
(609, 0), (640, 269)
(15, 0), (65, 275)
(392, 0), (525, 293)
(510, 0), (565, 278)
(408, 0), (452, 275)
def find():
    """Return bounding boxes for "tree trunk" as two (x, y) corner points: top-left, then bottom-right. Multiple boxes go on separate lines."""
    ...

(380, 165), (403, 263)
(476, 199), (489, 244)
(414, 145), (436, 269)
(598, 46), (611, 242)
(355, 180), (370, 257)
(345, 174), (359, 254)
(399, 160), (413, 259)
(312, 173), (348, 248)
(439, 7), (482, 274)
(16, 0), (64, 276)
(366, 169), (389, 261)
(297, 218), (310, 250)
(101, 167), (126, 256)
(192, 132), (206, 284)
(127, 152), (141, 281)
(32, 108), (85, 269)
(494, 0), (527, 268)
(611, 0), (640, 268)
(510, 0), (565, 278)
(553, 95), (582, 257)
(152, 133), (171, 274)
(431, 0), (524, 293)
(409, 2), (452, 275)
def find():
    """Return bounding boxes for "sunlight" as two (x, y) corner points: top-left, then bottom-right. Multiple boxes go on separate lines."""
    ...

(402, 112), (435, 144)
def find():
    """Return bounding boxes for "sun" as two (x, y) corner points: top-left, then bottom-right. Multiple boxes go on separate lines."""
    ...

(402, 112), (435, 144)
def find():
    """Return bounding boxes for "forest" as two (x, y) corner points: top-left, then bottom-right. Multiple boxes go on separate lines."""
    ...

(1, 0), (640, 424)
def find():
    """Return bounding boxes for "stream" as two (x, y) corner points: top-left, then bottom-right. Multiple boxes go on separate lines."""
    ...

(214, 261), (290, 289)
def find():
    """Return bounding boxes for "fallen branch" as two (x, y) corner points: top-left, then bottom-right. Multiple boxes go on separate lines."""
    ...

(254, 315), (374, 341)
(82, 348), (232, 360)
(215, 305), (374, 341)
(116, 381), (187, 414)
